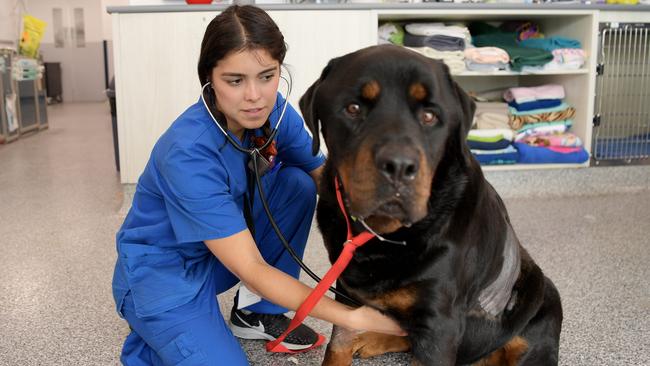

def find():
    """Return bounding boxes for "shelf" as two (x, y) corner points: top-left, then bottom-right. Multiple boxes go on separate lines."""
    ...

(453, 68), (590, 77)
(481, 162), (589, 171)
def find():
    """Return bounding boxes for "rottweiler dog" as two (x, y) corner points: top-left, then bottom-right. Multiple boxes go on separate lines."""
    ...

(299, 45), (562, 366)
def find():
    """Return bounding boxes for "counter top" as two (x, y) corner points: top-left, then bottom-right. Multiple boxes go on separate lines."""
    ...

(107, 3), (650, 14)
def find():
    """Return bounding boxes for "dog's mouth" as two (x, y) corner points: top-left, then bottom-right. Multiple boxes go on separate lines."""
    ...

(350, 195), (426, 234)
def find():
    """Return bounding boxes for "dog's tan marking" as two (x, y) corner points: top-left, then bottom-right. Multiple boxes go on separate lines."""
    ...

(472, 336), (529, 366)
(368, 285), (418, 313)
(362, 80), (381, 101)
(409, 82), (427, 101)
(322, 326), (410, 366)
(339, 140), (377, 216)
(413, 149), (433, 219)
(356, 332), (410, 359)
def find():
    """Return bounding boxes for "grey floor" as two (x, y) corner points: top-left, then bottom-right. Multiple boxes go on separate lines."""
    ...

(0, 102), (648, 366)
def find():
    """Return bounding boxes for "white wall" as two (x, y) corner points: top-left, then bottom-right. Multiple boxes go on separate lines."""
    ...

(24, 0), (103, 44)
(22, 0), (108, 101)
(0, 0), (23, 48)
(102, 0), (129, 40)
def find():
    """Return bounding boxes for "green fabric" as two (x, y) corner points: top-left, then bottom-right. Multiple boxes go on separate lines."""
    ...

(469, 22), (553, 71)
(467, 133), (506, 143)
(387, 22), (405, 46)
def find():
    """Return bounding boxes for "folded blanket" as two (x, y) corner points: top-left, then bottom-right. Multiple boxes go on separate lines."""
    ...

(468, 22), (553, 71)
(519, 37), (582, 52)
(553, 48), (587, 64)
(518, 132), (582, 147)
(509, 103), (576, 129)
(464, 47), (510, 64)
(503, 84), (565, 104)
(467, 138), (512, 150)
(476, 102), (509, 115)
(405, 23), (471, 44)
(406, 47), (466, 74)
(472, 145), (519, 165)
(515, 120), (573, 140)
(403, 33), (466, 51)
(465, 61), (509, 72)
(474, 112), (511, 130)
(519, 48), (586, 72)
(515, 142), (589, 164)
(378, 22), (405, 45)
(468, 128), (515, 141)
(508, 99), (562, 112)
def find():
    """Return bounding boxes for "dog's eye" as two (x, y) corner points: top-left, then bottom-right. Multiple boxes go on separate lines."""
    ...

(420, 110), (439, 126)
(345, 103), (361, 118)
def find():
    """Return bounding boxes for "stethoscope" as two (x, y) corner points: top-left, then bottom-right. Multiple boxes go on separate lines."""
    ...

(200, 69), (360, 305)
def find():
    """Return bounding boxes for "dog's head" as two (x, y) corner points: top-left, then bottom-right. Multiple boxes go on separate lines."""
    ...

(300, 45), (475, 234)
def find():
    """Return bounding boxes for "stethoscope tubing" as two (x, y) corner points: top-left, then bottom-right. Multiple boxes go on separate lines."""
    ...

(201, 70), (361, 306)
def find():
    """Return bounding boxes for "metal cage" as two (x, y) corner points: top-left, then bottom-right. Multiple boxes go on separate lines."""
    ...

(593, 23), (650, 164)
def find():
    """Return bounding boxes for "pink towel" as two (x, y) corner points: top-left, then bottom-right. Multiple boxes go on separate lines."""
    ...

(464, 47), (510, 64)
(503, 84), (565, 104)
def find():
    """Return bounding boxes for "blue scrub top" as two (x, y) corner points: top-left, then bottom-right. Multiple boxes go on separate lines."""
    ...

(112, 93), (325, 317)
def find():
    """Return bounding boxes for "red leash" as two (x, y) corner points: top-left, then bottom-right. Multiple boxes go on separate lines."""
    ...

(266, 177), (375, 353)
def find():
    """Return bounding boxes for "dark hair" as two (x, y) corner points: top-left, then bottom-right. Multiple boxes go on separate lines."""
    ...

(197, 5), (287, 85)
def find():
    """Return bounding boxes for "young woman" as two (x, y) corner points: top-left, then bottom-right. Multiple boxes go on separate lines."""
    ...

(111, 5), (404, 365)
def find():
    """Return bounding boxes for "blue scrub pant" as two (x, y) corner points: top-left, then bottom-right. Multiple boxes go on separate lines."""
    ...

(119, 166), (317, 365)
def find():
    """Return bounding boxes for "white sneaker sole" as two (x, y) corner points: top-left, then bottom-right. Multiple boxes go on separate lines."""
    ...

(229, 322), (315, 351)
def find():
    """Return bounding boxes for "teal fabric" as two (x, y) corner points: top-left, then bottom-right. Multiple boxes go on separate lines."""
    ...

(519, 37), (582, 52)
(469, 22), (553, 71)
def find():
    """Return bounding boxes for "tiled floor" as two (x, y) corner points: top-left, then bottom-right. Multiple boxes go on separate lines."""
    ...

(0, 102), (648, 365)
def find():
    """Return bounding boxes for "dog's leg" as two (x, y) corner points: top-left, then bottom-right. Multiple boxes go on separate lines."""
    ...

(322, 326), (411, 365)
(321, 325), (359, 366)
(471, 336), (529, 366)
(355, 331), (410, 359)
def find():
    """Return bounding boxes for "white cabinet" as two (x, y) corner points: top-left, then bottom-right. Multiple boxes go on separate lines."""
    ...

(374, 9), (599, 170)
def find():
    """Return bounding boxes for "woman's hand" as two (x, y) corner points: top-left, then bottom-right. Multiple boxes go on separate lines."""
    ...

(348, 306), (407, 336)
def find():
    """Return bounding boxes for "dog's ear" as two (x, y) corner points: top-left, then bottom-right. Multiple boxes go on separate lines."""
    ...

(451, 79), (476, 138)
(299, 57), (340, 156)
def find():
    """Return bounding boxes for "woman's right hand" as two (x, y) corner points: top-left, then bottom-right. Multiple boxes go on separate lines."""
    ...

(349, 306), (407, 336)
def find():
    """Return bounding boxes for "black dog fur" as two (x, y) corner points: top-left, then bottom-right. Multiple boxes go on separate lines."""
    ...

(299, 45), (562, 366)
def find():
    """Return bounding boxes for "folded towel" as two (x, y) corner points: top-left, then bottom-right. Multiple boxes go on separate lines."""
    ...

(468, 128), (515, 141)
(472, 145), (519, 165)
(378, 22), (405, 45)
(406, 47), (466, 74)
(476, 102), (509, 115)
(518, 132), (583, 147)
(405, 23), (471, 41)
(515, 120), (573, 140)
(464, 47), (510, 64)
(465, 61), (510, 72)
(515, 142), (589, 164)
(519, 48), (586, 72)
(509, 103), (576, 129)
(503, 84), (565, 104)
(474, 112), (511, 130)
(519, 37), (582, 52)
(403, 33), (466, 51)
(467, 138), (512, 150)
(508, 99), (563, 112)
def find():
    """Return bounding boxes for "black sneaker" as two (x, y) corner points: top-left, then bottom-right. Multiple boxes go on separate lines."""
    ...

(229, 306), (325, 352)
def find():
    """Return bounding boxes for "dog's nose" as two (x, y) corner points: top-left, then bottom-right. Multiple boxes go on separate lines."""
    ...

(375, 146), (419, 183)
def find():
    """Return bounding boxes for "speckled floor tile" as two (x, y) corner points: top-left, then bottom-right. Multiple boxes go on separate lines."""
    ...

(0, 102), (648, 365)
